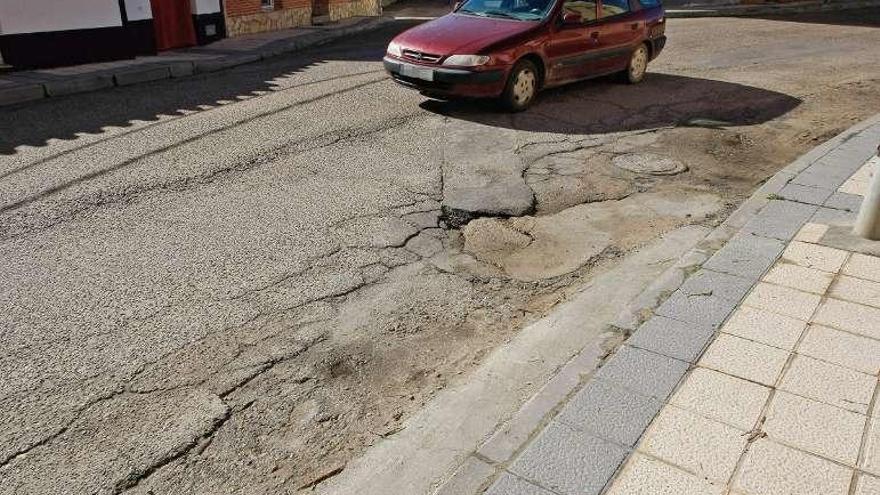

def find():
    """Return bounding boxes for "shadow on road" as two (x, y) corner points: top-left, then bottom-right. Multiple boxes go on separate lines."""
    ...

(0, 20), (421, 158)
(421, 72), (801, 134)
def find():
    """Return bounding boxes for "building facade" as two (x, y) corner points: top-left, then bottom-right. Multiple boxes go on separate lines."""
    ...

(223, 0), (381, 37)
(0, 0), (225, 69)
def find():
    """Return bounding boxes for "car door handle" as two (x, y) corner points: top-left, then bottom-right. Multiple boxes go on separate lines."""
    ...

(590, 31), (599, 40)
(630, 22), (639, 30)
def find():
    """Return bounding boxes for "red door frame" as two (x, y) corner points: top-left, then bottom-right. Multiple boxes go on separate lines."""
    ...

(150, 0), (197, 51)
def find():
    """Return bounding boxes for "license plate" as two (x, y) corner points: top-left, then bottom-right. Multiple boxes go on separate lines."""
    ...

(400, 64), (434, 82)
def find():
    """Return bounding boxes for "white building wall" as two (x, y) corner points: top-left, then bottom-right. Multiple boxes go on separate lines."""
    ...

(191, 0), (223, 14)
(124, 0), (154, 21)
(0, 0), (123, 35)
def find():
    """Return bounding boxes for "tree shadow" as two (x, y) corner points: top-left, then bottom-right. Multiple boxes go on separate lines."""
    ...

(0, 20), (421, 158)
(420, 72), (801, 134)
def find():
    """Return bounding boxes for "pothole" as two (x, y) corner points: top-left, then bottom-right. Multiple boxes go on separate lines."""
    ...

(612, 153), (689, 176)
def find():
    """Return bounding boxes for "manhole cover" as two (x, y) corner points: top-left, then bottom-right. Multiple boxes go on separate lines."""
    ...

(612, 153), (688, 176)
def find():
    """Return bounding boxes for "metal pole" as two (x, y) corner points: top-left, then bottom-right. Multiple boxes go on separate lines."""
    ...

(854, 144), (880, 240)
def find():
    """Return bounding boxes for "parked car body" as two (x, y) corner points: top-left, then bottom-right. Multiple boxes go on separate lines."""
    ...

(383, 0), (666, 110)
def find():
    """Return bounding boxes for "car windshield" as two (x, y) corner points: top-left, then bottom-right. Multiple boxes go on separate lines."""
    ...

(457, 0), (555, 21)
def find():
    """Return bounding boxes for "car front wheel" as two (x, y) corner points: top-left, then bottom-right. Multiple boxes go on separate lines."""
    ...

(501, 59), (538, 112)
(625, 44), (649, 84)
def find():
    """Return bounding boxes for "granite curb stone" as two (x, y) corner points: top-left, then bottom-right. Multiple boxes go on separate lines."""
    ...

(0, 17), (394, 107)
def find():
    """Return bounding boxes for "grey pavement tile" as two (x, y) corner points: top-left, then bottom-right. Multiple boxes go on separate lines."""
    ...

(680, 269), (755, 302)
(741, 200), (819, 241)
(114, 65), (171, 86)
(435, 456), (496, 495)
(825, 191), (864, 212)
(0, 83), (45, 106)
(703, 233), (785, 280)
(812, 206), (857, 227)
(485, 472), (555, 495)
(168, 61), (195, 78)
(627, 315), (715, 363)
(778, 183), (835, 206)
(595, 345), (688, 400)
(792, 158), (861, 189)
(510, 421), (629, 495)
(555, 378), (663, 447)
(654, 289), (738, 328)
(43, 73), (114, 97)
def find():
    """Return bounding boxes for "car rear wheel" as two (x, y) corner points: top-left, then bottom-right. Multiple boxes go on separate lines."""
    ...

(624, 44), (649, 84)
(501, 59), (538, 112)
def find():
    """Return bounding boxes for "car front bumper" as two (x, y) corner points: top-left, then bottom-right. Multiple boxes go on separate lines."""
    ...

(383, 57), (507, 98)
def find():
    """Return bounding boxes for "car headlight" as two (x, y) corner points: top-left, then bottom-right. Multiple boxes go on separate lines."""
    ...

(387, 42), (403, 57)
(443, 55), (490, 67)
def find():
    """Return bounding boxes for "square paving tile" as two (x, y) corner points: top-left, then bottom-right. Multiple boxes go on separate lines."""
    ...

(779, 184), (834, 206)
(670, 367), (770, 430)
(798, 324), (880, 375)
(813, 298), (880, 341)
(627, 316), (715, 363)
(862, 419), (880, 477)
(763, 391), (865, 465)
(509, 421), (629, 495)
(639, 405), (747, 484)
(843, 253), (880, 283)
(484, 473), (555, 495)
(720, 306), (806, 350)
(782, 241), (849, 273)
(825, 191), (864, 212)
(655, 290), (738, 329)
(742, 282), (822, 321)
(763, 262), (835, 295)
(698, 333), (790, 386)
(742, 200), (817, 241)
(703, 233), (785, 280)
(606, 454), (724, 495)
(779, 354), (875, 415)
(595, 346), (688, 401)
(733, 438), (853, 495)
(830, 275), (880, 310)
(679, 269), (755, 302)
(855, 474), (880, 495)
(794, 222), (830, 243)
(556, 378), (662, 447)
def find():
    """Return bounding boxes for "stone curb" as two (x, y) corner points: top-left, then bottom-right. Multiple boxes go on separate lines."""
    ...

(434, 113), (880, 495)
(0, 17), (394, 108)
(666, 0), (880, 17)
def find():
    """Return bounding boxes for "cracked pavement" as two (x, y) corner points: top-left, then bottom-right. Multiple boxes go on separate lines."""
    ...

(1, 9), (880, 494)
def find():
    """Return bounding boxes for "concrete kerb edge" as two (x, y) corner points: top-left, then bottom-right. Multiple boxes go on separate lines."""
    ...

(0, 17), (393, 107)
(666, 0), (880, 17)
(436, 113), (880, 495)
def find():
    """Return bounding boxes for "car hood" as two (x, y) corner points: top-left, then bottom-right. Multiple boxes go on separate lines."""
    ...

(393, 14), (540, 56)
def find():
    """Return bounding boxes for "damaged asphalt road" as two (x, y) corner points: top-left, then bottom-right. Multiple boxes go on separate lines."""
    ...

(2, 12), (880, 494)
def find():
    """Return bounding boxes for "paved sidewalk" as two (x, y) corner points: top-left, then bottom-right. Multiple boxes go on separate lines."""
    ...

(435, 116), (880, 495)
(0, 16), (391, 107)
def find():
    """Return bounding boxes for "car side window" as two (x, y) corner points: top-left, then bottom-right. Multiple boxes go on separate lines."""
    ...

(600, 0), (630, 17)
(562, 0), (597, 22)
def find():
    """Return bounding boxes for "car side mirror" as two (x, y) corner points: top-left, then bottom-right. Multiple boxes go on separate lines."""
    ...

(562, 11), (582, 24)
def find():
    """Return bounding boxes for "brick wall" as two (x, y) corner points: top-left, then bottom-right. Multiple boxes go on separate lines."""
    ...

(224, 0), (313, 36)
(222, 0), (378, 36)
(224, 0), (310, 18)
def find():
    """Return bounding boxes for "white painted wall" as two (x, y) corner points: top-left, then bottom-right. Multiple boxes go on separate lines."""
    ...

(124, 0), (154, 21)
(191, 0), (222, 14)
(0, 0), (123, 35)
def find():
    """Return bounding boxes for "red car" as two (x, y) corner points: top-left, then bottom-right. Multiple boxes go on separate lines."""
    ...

(383, 0), (666, 110)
